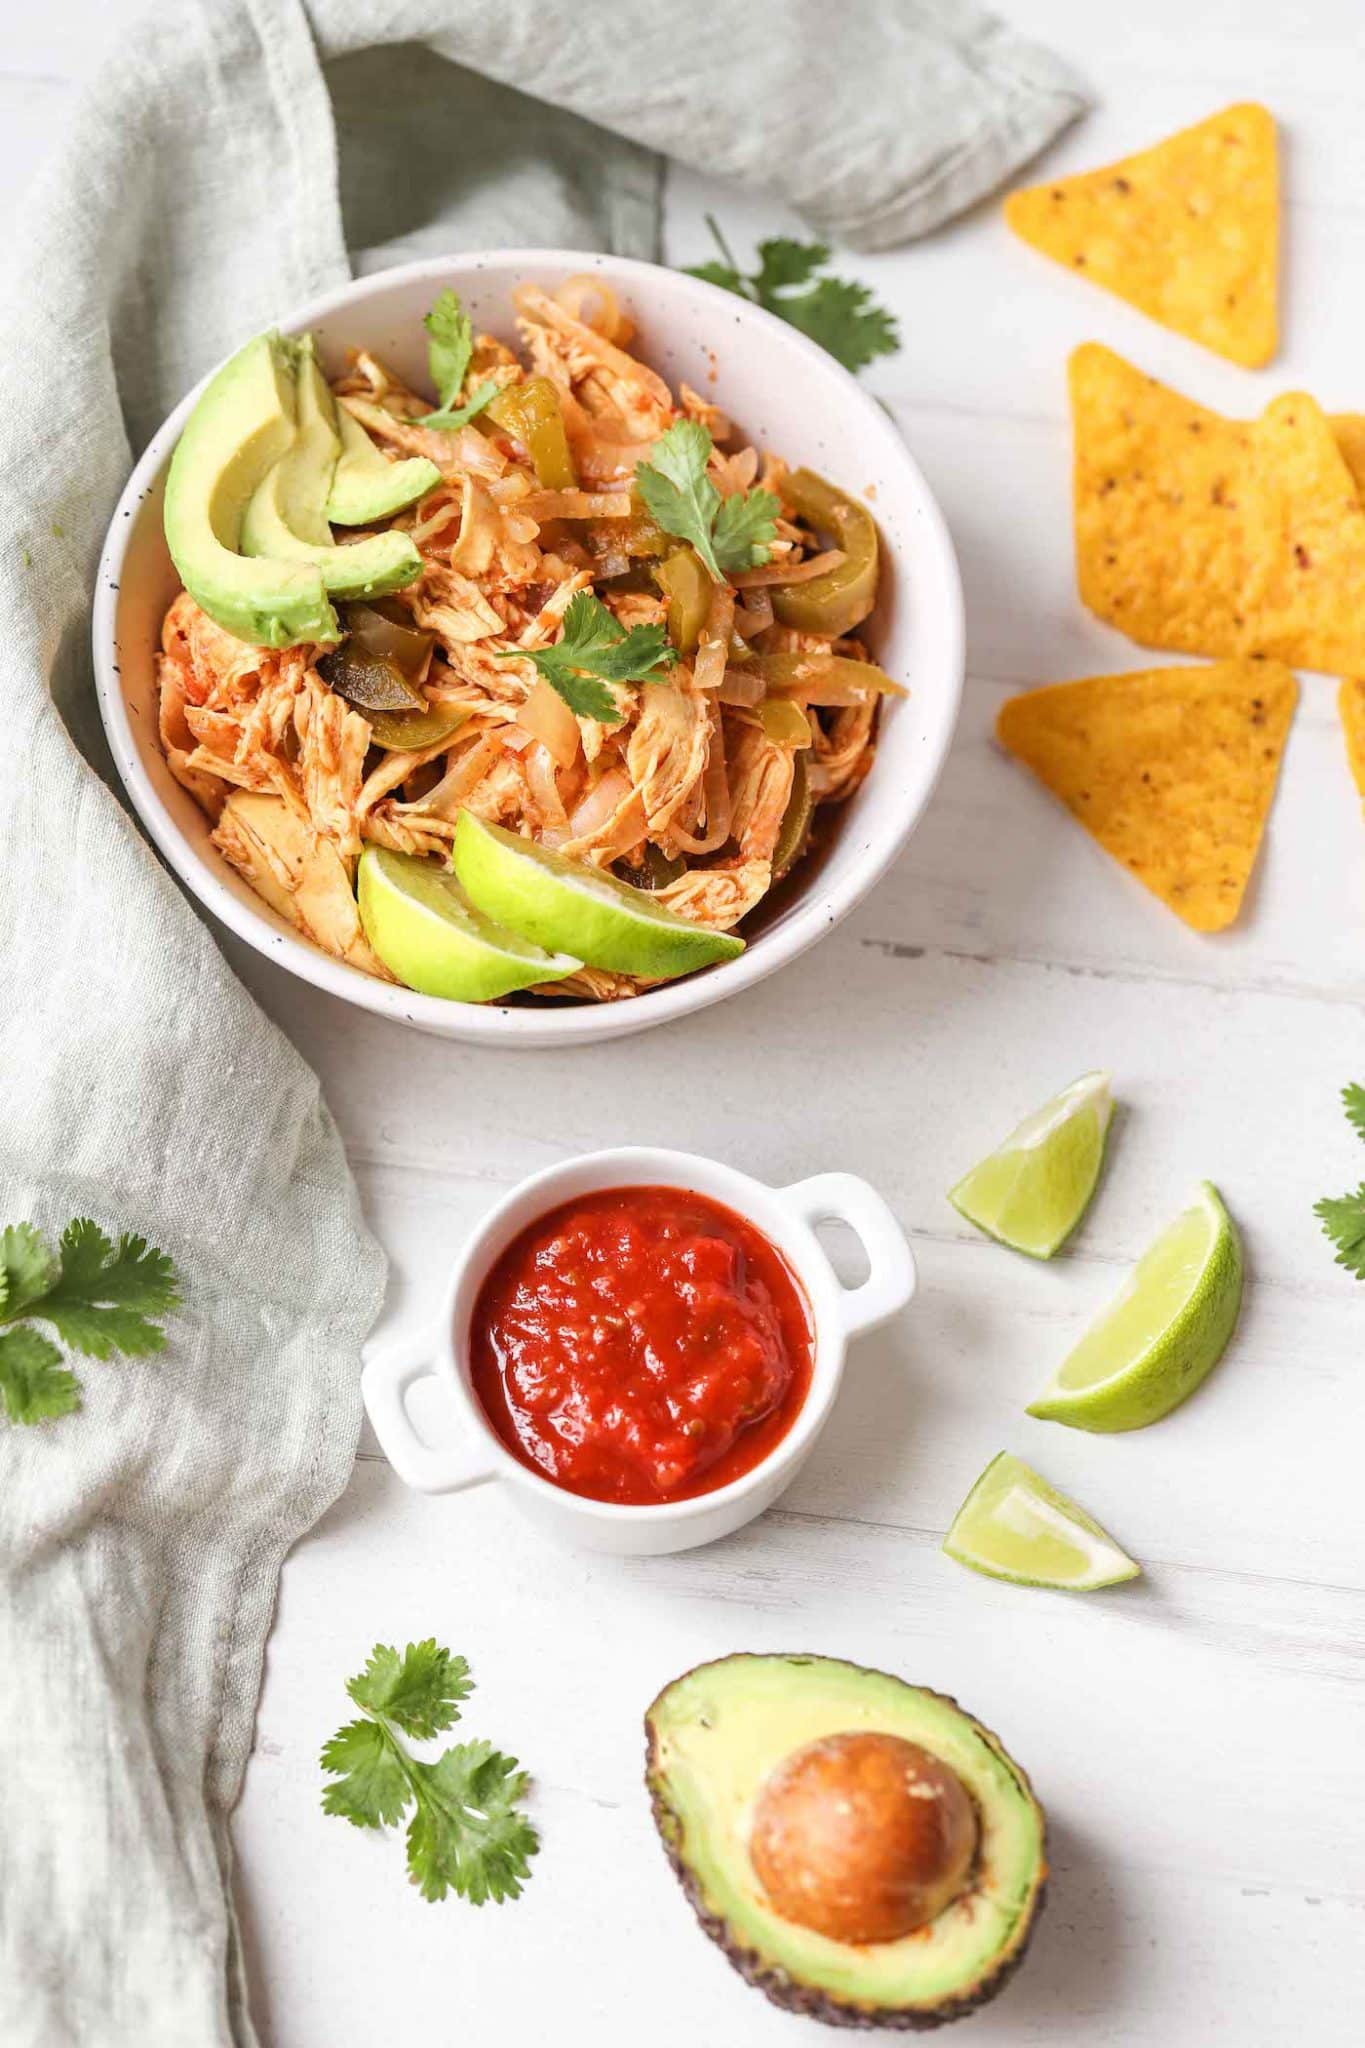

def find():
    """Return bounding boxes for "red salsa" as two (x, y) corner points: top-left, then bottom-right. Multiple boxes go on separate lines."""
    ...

(470, 1185), (814, 1506)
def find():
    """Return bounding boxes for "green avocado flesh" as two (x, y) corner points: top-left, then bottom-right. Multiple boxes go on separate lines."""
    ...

(645, 1654), (1046, 2027)
(327, 403), (441, 527)
(163, 333), (340, 648)
(240, 343), (423, 600)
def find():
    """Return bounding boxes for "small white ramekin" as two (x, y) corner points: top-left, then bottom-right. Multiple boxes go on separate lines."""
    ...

(362, 1146), (915, 1555)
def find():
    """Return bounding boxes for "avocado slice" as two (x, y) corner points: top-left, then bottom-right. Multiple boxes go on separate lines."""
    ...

(240, 343), (424, 602)
(326, 403), (441, 527)
(645, 1654), (1046, 2028)
(163, 332), (340, 648)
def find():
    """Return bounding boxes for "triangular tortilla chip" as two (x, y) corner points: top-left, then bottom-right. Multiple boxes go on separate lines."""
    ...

(997, 662), (1297, 932)
(1071, 345), (1365, 673)
(1338, 679), (1365, 810)
(1005, 104), (1278, 367)
(1329, 414), (1365, 499)
(1071, 343), (1253, 656)
(1240, 395), (1365, 671)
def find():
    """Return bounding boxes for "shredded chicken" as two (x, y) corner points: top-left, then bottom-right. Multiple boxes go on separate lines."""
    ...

(158, 281), (887, 1000)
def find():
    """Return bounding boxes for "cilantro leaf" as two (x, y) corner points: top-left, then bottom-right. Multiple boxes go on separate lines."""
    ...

(406, 1742), (538, 1905)
(1315, 1185), (1365, 1280)
(320, 1718), (412, 1829)
(347, 1639), (472, 1739)
(321, 1642), (537, 1906)
(1, 1222), (59, 1321)
(1343, 1082), (1365, 1143)
(0, 1215), (180, 1424)
(713, 486), (781, 574)
(683, 259), (743, 296)
(498, 591), (672, 723)
(635, 420), (777, 582)
(422, 378), (500, 432)
(752, 236), (830, 295)
(32, 1220), (181, 1361)
(634, 420), (723, 578)
(773, 273), (900, 373)
(423, 289), (474, 411)
(0, 1327), (80, 1424)
(684, 219), (900, 375)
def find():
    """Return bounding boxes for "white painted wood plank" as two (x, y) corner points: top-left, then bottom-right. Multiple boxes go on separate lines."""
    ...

(233, 1459), (1365, 2048)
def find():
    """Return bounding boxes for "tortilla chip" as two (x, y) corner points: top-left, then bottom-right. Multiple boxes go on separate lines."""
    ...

(997, 662), (1297, 932)
(1005, 104), (1278, 367)
(1071, 343), (1255, 654)
(1338, 679), (1365, 810)
(1071, 345), (1365, 673)
(1330, 413), (1365, 500)
(1239, 395), (1365, 672)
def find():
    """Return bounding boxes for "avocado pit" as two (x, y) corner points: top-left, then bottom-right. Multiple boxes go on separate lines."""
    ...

(749, 1731), (978, 1946)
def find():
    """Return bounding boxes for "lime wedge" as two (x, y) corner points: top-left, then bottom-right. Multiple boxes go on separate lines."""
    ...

(949, 1071), (1113, 1258)
(357, 846), (580, 1002)
(1027, 1183), (1243, 1432)
(944, 1452), (1140, 1590)
(452, 811), (744, 979)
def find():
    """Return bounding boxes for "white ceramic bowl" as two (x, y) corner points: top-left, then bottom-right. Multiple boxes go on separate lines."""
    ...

(93, 250), (963, 1047)
(361, 1147), (916, 1555)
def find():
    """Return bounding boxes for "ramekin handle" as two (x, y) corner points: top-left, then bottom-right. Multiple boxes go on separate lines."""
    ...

(361, 1328), (499, 1495)
(775, 1173), (916, 1339)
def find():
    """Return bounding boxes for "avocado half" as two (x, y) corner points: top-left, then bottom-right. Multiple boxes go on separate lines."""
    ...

(644, 1654), (1047, 2030)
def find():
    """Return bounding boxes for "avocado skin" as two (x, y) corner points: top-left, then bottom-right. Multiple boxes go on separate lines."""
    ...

(644, 1653), (1048, 2032)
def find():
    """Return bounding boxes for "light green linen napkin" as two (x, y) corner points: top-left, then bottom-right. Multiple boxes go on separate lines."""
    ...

(0, 2), (1085, 2042)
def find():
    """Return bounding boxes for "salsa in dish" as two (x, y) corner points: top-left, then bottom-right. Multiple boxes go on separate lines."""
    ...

(156, 279), (902, 1004)
(469, 1186), (814, 1505)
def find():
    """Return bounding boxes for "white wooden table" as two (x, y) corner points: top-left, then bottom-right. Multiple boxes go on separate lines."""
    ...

(6, 4), (1363, 2041)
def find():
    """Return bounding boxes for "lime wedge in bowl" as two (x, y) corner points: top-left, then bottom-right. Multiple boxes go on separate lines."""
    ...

(1027, 1182), (1243, 1432)
(357, 846), (580, 1002)
(944, 1452), (1140, 1590)
(949, 1071), (1113, 1258)
(452, 810), (744, 979)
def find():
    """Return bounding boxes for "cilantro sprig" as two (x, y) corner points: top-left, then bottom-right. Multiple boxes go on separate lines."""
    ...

(1314, 1083), (1365, 1280)
(321, 1640), (538, 1905)
(685, 217), (900, 375)
(497, 590), (673, 723)
(634, 420), (778, 584)
(0, 1217), (180, 1425)
(420, 289), (499, 430)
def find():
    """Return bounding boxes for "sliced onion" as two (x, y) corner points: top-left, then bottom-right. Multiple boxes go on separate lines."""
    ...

(520, 489), (633, 522)
(450, 476), (499, 577)
(730, 548), (846, 590)
(571, 430), (656, 486)
(555, 274), (626, 341)
(734, 589), (774, 640)
(717, 666), (765, 707)
(516, 675), (581, 769)
(569, 766), (632, 839)
(394, 733), (501, 819)
(526, 743), (568, 826)
(411, 487), (464, 547)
